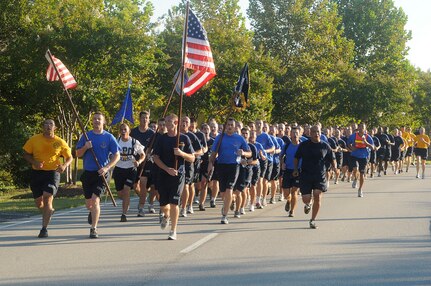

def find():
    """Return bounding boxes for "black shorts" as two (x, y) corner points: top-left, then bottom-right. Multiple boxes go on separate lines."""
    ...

(259, 159), (267, 179)
(185, 162), (194, 185)
(200, 160), (209, 181)
(113, 167), (136, 191)
(157, 170), (185, 206)
(335, 153), (343, 168)
(369, 151), (377, 164)
(30, 170), (60, 199)
(342, 153), (350, 167)
(81, 171), (107, 199)
(391, 150), (401, 162)
(349, 156), (368, 174)
(264, 160), (273, 181)
(384, 149), (392, 161)
(270, 161), (281, 181)
(299, 172), (327, 195)
(251, 166), (260, 186)
(406, 146), (413, 157)
(414, 148), (428, 160)
(217, 163), (239, 192)
(192, 159), (202, 183)
(282, 169), (300, 189)
(210, 161), (219, 181)
(234, 166), (247, 192)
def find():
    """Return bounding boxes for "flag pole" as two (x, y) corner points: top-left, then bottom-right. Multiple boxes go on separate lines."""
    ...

(175, 1), (190, 169)
(137, 68), (182, 178)
(46, 49), (117, 207)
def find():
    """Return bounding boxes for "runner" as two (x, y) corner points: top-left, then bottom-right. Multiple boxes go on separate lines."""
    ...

(76, 112), (121, 238)
(369, 127), (381, 178)
(207, 118), (251, 224)
(130, 111), (156, 217)
(281, 127), (301, 217)
(391, 128), (405, 175)
(268, 123), (283, 204)
(153, 114), (195, 240)
(198, 123), (214, 210)
(255, 119), (275, 208)
(190, 117), (208, 210)
(23, 119), (73, 238)
(413, 127), (430, 179)
(248, 130), (264, 211)
(179, 116), (203, 217)
(347, 123), (375, 198)
(383, 127), (395, 175)
(403, 126), (415, 173)
(293, 125), (335, 229)
(113, 123), (145, 222)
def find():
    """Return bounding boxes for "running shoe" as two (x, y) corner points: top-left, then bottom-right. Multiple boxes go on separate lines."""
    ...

(160, 216), (169, 230)
(168, 230), (177, 240)
(249, 205), (255, 212)
(334, 179), (339, 184)
(285, 200), (291, 213)
(148, 205), (156, 214)
(269, 197), (275, 204)
(221, 216), (229, 224)
(422, 174), (425, 179)
(120, 214), (127, 222)
(180, 208), (187, 217)
(309, 219), (318, 229)
(304, 204), (311, 214)
(137, 208), (145, 217)
(187, 206), (194, 214)
(278, 194), (284, 201)
(341, 176), (345, 182)
(416, 174), (420, 178)
(288, 211), (294, 217)
(199, 204), (206, 211)
(89, 228), (98, 239)
(38, 228), (48, 238)
(262, 199), (268, 206)
(87, 212), (92, 225)
(377, 173), (381, 177)
(234, 211), (241, 218)
(352, 180), (358, 189)
(193, 197), (199, 205)
(358, 190), (363, 197)
(210, 199), (216, 208)
(240, 207), (245, 215)
(256, 202), (263, 209)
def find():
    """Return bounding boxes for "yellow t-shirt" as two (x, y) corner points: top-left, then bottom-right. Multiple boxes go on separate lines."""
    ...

(414, 134), (430, 149)
(23, 134), (72, 170)
(402, 132), (415, 147)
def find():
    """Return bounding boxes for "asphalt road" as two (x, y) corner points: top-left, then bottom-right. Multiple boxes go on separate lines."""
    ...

(1, 171), (430, 286)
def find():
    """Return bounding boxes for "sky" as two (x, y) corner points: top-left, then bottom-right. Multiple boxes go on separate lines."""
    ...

(152, 0), (431, 71)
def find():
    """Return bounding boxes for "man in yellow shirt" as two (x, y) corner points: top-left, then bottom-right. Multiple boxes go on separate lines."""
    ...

(401, 126), (416, 173)
(23, 119), (73, 238)
(413, 127), (430, 179)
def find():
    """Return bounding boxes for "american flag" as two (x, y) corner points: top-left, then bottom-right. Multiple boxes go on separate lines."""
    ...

(45, 51), (77, 90)
(183, 8), (216, 96)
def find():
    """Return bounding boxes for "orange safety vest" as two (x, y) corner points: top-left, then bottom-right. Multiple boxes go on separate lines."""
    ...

(354, 133), (367, 149)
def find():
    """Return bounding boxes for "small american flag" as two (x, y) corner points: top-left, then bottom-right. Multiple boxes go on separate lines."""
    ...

(183, 8), (216, 96)
(45, 51), (77, 90)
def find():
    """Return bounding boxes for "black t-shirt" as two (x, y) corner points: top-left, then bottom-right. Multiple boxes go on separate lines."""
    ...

(185, 131), (202, 154)
(281, 135), (291, 145)
(376, 133), (389, 150)
(295, 140), (334, 177)
(194, 130), (207, 151)
(247, 142), (258, 171)
(202, 137), (214, 163)
(372, 136), (381, 150)
(392, 136), (404, 151)
(153, 133), (194, 173)
(130, 127), (155, 149)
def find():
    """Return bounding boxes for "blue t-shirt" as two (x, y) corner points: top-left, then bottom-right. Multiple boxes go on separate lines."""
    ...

(77, 130), (121, 171)
(272, 136), (284, 164)
(212, 133), (250, 164)
(347, 132), (374, 159)
(254, 141), (265, 164)
(283, 142), (301, 170)
(256, 132), (275, 162)
(320, 134), (328, 143)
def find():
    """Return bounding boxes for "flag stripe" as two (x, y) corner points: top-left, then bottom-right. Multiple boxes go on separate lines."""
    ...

(183, 9), (216, 96)
(45, 52), (77, 90)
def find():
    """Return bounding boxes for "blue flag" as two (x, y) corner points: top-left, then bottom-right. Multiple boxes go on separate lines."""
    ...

(111, 80), (134, 125)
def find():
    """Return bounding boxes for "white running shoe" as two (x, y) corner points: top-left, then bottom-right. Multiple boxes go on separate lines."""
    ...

(352, 180), (358, 189)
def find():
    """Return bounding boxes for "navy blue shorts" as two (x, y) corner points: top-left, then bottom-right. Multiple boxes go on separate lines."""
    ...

(217, 163), (239, 192)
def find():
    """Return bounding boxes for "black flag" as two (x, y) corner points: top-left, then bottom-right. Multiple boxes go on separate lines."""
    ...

(233, 63), (249, 108)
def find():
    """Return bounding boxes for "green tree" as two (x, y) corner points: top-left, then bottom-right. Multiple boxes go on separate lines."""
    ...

(248, 0), (355, 124)
(332, 0), (416, 125)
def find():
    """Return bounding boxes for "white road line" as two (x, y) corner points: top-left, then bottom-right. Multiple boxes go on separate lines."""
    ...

(180, 233), (218, 254)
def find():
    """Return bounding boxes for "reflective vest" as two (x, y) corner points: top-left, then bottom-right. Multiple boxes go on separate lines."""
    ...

(355, 133), (367, 149)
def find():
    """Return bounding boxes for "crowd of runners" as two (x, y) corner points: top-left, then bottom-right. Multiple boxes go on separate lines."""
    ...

(23, 112), (431, 240)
